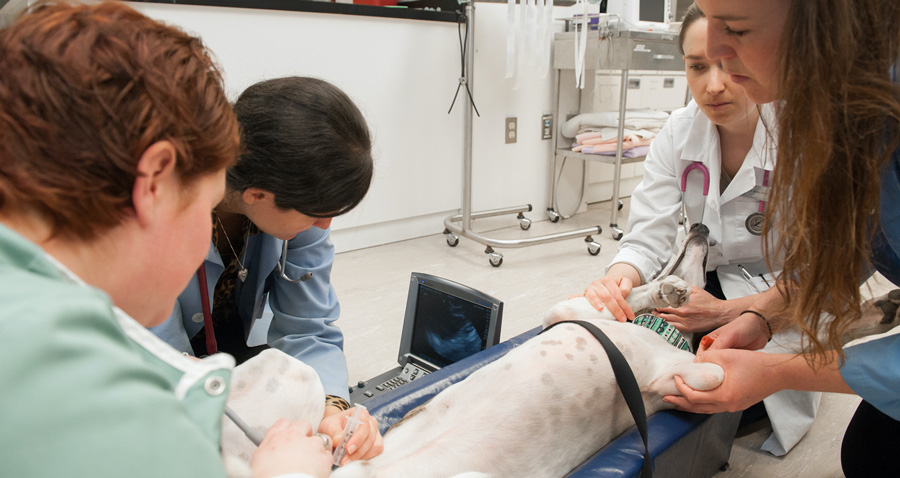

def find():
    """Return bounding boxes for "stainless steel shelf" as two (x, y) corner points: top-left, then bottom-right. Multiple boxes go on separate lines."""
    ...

(555, 148), (647, 165)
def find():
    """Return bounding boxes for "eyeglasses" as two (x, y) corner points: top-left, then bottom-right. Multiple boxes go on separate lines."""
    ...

(275, 241), (313, 283)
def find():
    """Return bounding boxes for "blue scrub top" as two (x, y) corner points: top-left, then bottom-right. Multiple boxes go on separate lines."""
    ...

(841, 142), (900, 420)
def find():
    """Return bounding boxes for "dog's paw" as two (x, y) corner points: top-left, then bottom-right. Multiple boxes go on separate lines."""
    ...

(680, 362), (724, 391)
(656, 275), (691, 308)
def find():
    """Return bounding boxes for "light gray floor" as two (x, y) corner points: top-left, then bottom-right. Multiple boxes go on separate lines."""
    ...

(331, 200), (894, 478)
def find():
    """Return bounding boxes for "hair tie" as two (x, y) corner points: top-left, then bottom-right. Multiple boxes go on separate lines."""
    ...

(742, 310), (773, 341)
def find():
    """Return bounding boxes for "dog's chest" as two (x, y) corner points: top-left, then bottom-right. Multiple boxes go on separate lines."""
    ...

(375, 324), (671, 474)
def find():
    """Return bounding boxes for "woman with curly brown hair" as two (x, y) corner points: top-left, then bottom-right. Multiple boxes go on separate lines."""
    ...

(0, 3), (332, 477)
(663, 0), (900, 475)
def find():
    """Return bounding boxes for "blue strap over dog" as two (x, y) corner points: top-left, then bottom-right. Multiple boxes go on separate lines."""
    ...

(540, 320), (653, 478)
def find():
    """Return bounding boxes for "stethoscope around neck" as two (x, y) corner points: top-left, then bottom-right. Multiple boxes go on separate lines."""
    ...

(275, 241), (313, 283)
(193, 240), (313, 355)
(680, 161), (770, 237)
(680, 162), (711, 235)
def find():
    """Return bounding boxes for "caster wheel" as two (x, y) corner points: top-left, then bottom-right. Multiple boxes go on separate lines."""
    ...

(547, 209), (560, 223)
(585, 235), (601, 256)
(518, 216), (532, 230)
(612, 230), (624, 241)
(618, 200), (624, 211)
(485, 247), (503, 267)
(446, 233), (459, 247)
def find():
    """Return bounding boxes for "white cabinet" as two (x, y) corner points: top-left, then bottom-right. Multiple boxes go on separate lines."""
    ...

(585, 70), (687, 112)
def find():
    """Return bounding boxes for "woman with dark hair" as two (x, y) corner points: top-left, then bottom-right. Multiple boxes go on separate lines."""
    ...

(0, 3), (333, 477)
(151, 76), (382, 462)
(583, 4), (815, 455)
(665, 0), (900, 475)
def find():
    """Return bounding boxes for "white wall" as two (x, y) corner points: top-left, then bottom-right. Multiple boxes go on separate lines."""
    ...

(129, 2), (626, 252)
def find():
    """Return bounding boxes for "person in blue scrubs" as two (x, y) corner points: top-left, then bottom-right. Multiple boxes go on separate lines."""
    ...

(665, 1), (900, 476)
(151, 76), (383, 462)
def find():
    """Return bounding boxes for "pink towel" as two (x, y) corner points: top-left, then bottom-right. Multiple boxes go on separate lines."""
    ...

(575, 131), (604, 144)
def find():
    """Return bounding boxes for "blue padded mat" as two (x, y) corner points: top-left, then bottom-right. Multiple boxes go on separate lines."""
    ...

(361, 326), (740, 478)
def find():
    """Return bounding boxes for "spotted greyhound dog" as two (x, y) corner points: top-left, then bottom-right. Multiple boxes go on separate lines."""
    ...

(222, 223), (899, 478)
(327, 225), (720, 478)
(221, 224), (721, 478)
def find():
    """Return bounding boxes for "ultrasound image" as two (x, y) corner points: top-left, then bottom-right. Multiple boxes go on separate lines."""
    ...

(411, 285), (491, 368)
(424, 300), (482, 364)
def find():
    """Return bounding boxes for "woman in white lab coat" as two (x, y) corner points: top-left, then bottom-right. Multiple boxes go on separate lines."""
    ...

(583, 5), (817, 456)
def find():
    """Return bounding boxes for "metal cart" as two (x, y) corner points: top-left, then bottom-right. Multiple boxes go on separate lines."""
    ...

(442, 1), (603, 268)
(549, 28), (686, 239)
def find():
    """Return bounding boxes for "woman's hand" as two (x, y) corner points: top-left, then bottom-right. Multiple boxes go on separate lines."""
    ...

(654, 287), (730, 332)
(250, 419), (332, 478)
(663, 348), (780, 414)
(318, 406), (384, 465)
(697, 312), (771, 354)
(584, 275), (635, 322)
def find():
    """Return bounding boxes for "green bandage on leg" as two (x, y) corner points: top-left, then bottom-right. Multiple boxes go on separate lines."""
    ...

(631, 313), (693, 353)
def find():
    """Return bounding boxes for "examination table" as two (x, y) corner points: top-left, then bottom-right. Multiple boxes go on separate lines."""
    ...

(360, 327), (741, 478)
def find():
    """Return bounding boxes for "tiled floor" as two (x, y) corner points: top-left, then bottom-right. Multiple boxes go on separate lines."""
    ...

(331, 200), (893, 477)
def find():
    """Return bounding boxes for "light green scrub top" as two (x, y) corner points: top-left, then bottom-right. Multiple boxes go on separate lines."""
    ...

(0, 223), (236, 477)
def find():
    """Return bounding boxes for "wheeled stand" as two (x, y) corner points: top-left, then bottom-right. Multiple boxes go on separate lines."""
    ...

(443, 1), (602, 267)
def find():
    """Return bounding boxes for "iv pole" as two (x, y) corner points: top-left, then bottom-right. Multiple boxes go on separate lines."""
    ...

(442, 0), (602, 267)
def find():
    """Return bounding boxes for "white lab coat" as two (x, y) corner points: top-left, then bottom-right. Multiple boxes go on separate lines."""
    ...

(611, 100), (820, 456)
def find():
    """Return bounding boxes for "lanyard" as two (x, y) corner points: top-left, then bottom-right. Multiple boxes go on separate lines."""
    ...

(758, 170), (770, 213)
(197, 265), (217, 355)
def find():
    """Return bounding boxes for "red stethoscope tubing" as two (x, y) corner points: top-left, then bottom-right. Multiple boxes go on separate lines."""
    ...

(680, 161), (711, 233)
(680, 161), (711, 196)
(197, 265), (217, 355)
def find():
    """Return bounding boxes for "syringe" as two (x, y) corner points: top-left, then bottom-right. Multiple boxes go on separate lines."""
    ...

(332, 404), (366, 468)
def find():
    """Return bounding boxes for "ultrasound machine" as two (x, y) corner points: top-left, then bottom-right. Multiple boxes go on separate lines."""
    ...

(349, 272), (503, 405)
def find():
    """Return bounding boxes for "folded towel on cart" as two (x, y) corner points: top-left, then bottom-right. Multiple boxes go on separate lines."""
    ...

(572, 128), (655, 156)
(561, 109), (669, 138)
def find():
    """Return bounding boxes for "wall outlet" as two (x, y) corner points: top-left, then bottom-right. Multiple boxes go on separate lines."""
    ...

(541, 114), (553, 140)
(505, 116), (517, 144)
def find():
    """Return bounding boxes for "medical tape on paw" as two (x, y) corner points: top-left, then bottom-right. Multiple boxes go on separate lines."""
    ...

(631, 313), (693, 353)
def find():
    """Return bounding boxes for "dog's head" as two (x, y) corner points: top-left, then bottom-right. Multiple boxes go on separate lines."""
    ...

(842, 289), (900, 346)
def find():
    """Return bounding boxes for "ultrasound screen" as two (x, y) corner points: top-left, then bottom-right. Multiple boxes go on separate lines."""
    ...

(409, 283), (493, 368)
